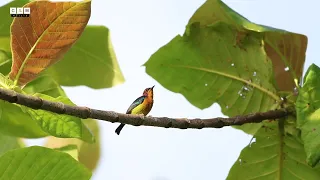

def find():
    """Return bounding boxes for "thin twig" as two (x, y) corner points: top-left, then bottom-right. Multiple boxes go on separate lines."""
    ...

(0, 88), (292, 129)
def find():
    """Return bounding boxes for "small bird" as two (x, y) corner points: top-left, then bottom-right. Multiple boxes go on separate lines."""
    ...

(115, 85), (155, 135)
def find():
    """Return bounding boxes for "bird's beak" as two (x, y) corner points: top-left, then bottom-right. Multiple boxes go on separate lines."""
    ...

(151, 85), (155, 90)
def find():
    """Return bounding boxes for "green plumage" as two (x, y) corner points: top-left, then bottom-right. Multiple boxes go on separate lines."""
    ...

(126, 96), (146, 114)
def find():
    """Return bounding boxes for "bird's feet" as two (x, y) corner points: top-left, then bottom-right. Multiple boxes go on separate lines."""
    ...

(138, 114), (145, 119)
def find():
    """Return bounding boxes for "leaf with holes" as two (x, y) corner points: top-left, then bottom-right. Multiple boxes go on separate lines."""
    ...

(9, 0), (91, 86)
(227, 121), (320, 179)
(296, 64), (320, 167)
(24, 93), (94, 143)
(0, 146), (91, 180)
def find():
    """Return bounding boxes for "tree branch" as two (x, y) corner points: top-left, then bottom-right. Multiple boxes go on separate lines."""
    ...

(0, 88), (293, 129)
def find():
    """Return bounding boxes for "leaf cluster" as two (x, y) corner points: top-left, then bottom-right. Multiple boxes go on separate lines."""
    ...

(144, 0), (320, 179)
(0, 0), (123, 179)
(0, 0), (319, 179)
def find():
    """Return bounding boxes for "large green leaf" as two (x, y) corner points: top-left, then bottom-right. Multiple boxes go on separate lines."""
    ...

(0, 132), (24, 156)
(22, 76), (94, 143)
(144, 0), (306, 135)
(25, 93), (94, 143)
(0, 146), (91, 180)
(145, 22), (279, 135)
(296, 64), (320, 167)
(227, 121), (320, 179)
(44, 25), (125, 89)
(0, 73), (93, 141)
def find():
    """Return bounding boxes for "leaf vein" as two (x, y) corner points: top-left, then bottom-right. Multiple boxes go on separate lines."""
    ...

(170, 65), (280, 101)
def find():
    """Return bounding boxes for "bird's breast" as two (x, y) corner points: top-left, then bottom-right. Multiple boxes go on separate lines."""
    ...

(131, 98), (153, 115)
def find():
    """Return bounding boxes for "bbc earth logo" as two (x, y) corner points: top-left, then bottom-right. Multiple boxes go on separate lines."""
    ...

(10, 7), (30, 17)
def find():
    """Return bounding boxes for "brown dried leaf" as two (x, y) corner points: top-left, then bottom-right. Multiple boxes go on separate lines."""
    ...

(264, 33), (307, 91)
(9, 0), (91, 86)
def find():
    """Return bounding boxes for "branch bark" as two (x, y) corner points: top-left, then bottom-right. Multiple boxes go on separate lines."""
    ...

(0, 88), (293, 129)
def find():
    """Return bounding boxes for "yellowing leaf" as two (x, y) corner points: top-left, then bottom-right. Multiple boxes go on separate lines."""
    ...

(9, 0), (91, 86)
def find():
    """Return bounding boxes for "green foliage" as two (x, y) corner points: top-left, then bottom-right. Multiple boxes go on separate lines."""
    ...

(145, 22), (279, 134)
(0, 132), (24, 156)
(44, 26), (125, 89)
(0, 73), (94, 142)
(0, 1), (108, 177)
(23, 75), (67, 98)
(0, 49), (11, 75)
(45, 119), (101, 171)
(0, 73), (48, 137)
(0, 99), (48, 137)
(145, 0), (305, 134)
(0, 1), (27, 75)
(296, 64), (320, 167)
(0, 146), (91, 180)
(0, 0), (29, 36)
(227, 121), (320, 179)
(25, 93), (94, 143)
(0, 0), (317, 179)
(144, 0), (316, 178)
(54, 144), (79, 161)
(0, 2), (124, 89)
(188, 0), (307, 92)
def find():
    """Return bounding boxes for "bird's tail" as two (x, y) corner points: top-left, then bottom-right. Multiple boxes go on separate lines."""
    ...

(115, 123), (125, 135)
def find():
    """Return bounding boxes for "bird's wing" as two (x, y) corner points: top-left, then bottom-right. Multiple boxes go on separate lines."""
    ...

(126, 96), (146, 114)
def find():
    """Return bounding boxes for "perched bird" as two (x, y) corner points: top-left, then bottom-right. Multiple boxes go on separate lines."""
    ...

(115, 85), (155, 135)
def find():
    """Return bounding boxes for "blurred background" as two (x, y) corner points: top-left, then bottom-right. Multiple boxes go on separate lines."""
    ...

(2, 0), (319, 179)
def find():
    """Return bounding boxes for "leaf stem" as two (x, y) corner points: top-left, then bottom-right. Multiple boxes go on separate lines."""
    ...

(294, 78), (300, 90)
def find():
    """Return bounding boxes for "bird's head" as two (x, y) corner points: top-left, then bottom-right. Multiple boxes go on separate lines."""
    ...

(143, 85), (154, 98)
